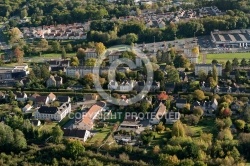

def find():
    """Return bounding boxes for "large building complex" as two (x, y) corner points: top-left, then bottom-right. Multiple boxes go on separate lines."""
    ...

(211, 29), (250, 48)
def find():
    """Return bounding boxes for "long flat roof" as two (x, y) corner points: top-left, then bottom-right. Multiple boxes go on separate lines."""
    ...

(211, 29), (250, 42)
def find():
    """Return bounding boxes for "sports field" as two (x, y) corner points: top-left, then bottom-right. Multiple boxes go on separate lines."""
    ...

(206, 52), (250, 63)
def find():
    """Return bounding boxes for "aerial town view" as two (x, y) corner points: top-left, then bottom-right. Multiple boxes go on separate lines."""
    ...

(1, 0), (250, 165)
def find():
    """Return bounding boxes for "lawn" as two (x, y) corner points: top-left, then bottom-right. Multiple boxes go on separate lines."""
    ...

(190, 117), (216, 137)
(87, 126), (112, 144)
(151, 131), (170, 146)
(206, 52), (250, 63)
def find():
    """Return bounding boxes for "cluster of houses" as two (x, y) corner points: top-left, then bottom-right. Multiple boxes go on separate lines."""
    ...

(108, 80), (160, 92)
(21, 23), (90, 40)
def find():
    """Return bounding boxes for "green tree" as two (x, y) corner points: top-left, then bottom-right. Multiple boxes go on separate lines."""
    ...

(9, 27), (22, 44)
(173, 55), (190, 68)
(65, 43), (73, 52)
(140, 100), (150, 113)
(193, 106), (204, 117)
(41, 65), (50, 79)
(85, 58), (96, 66)
(51, 41), (60, 53)
(217, 128), (233, 140)
(71, 57), (79, 66)
(20, 9), (28, 19)
(225, 60), (232, 72)
(212, 65), (218, 83)
(166, 66), (180, 83)
(172, 120), (185, 137)
(241, 58), (247, 67)
(198, 69), (207, 81)
(154, 70), (164, 82)
(38, 39), (48, 51)
(66, 140), (85, 159)
(61, 46), (66, 59)
(13, 129), (27, 151)
(235, 119), (245, 130)
(125, 33), (138, 45)
(156, 122), (165, 133)
(51, 126), (63, 143)
(76, 48), (85, 60)
(232, 58), (239, 69)
(193, 90), (205, 101)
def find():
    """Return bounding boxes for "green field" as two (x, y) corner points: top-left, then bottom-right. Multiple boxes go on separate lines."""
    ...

(206, 52), (250, 63)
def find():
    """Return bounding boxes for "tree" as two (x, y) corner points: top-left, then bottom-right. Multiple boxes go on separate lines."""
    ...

(212, 59), (218, 65)
(20, 9), (28, 19)
(13, 129), (27, 151)
(125, 33), (138, 44)
(41, 65), (50, 79)
(51, 41), (60, 53)
(166, 66), (180, 83)
(0, 123), (14, 150)
(95, 42), (106, 56)
(76, 48), (85, 60)
(65, 43), (72, 52)
(156, 122), (165, 133)
(51, 126), (63, 143)
(9, 27), (22, 43)
(116, 72), (126, 81)
(172, 120), (185, 137)
(71, 57), (79, 66)
(83, 73), (95, 87)
(241, 58), (247, 67)
(154, 70), (164, 82)
(212, 65), (218, 83)
(225, 60), (232, 72)
(66, 140), (85, 159)
(235, 119), (245, 130)
(193, 106), (204, 117)
(208, 77), (217, 88)
(61, 46), (66, 59)
(232, 58), (239, 69)
(173, 55), (190, 68)
(140, 100), (150, 113)
(198, 69), (207, 81)
(217, 128), (233, 140)
(14, 47), (24, 64)
(85, 58), (96, 66)
(193, 90), (205, 101)
(38, 39), (48, 51)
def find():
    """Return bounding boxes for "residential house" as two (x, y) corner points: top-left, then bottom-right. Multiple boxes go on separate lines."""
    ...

(14, 92), (27, 102)
(201, 82), (211, 92)
(83, 94), (98, 101)
(22, 104), (32, 112)
(46, 75), (63, 88)
(34, 96), (49, 107)
(119, 80), (136, 91)
(108, 80), (119, 90)
(57, 96), (71, 103)
(29, 93), (40, 102)
(73, 101), (106, 130)
(165, 112), (181, 124)
(34, 102), (71, 121)
(47, 93), (56, 103)
(150, 102), (166, 124)
(176, 98), (187, 109)
(63, 128), (91, 142)
(30, 119), (41, 126)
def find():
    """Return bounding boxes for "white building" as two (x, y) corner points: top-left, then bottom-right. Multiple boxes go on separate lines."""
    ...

(34, 102), (71, 122)
(119, 80), (136, 91)
(85, 48), (98, 60)
(63, 128), (91, 142)
(195, 64), (222, 76)
(108, 80), (119, 90)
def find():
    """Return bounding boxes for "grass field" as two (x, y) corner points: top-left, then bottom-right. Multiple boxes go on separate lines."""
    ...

(87, 126), (112, 144)
(206, 52), (250, 63)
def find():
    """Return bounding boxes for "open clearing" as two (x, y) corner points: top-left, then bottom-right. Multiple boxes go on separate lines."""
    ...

(206, 52), (250, 63)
